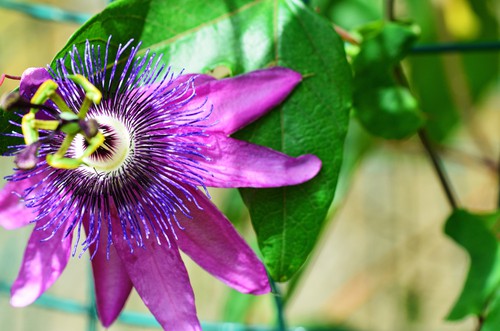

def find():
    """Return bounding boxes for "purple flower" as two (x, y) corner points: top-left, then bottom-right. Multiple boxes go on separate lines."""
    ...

(0, 39), (321, 330)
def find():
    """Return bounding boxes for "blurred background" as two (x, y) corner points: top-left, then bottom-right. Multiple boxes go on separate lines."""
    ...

(0, 0), (498, 330)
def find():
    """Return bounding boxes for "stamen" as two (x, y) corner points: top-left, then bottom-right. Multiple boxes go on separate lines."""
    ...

(17, 75), (105, 170)
(0, 91), (59, 116)
(68, 74), (102, 117)
(14, 141), (41, 170)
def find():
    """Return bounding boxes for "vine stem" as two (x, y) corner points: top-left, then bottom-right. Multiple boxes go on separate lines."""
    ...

(385, 0), (396, 20)
(0, 74), (21, 88)
(269, 276), (287, 331)
(417, 129), (458, 209)
(387, 2), (459, 211)
(386, 0), (473, 330)
(496, 151), (500, 241)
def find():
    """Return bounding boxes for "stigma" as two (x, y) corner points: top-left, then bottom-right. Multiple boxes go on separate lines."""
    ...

(73, 115), (132, 173)
(5, 75), (107, 170)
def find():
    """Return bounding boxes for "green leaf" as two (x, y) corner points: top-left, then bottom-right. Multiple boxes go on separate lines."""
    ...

(351, 21), (424, 139)
(483, 290), (500, 331)
(0, 107), (21, 155)
(42, 0), (352, 281)
(52, 0), (276, 74)
(444, 209), (500, 320)
(354, 85), (424, 139)
(352, 21), (420, 72)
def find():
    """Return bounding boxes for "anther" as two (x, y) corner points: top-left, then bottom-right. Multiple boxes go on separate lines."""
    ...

(15, 141), (41, 170)
(0, 91), (22, 111)
(79, 119), (100, 139)
(0, 91), (59, 115)
(15, 74), (106, 170)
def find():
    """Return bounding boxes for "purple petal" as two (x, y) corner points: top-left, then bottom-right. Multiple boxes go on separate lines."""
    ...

(86, 218), (132, 327)
(189, 67), (301, 135)
(20, 67), (51, 99)
(176, 188), (270, 294)
(10, 222), (73, 307)
(0, 173), (43, 230)
(111, 218), (201, 331)
(196, 134), (321, 188)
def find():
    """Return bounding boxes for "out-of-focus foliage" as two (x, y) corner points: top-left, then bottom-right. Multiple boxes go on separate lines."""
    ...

(351, 21), (424, 139)
(444, 209), (500, 324)
(310, 0), (499, 141)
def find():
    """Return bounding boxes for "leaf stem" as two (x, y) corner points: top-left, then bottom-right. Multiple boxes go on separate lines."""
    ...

(334, 25), (360, 45)
(385, 0), (396, 21)
(475, 315), (485, 331)
(269, 276), (287, 331)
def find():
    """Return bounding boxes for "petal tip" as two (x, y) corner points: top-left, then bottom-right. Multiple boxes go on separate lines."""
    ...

(289, 154), (322, 185)
(10, 290), (34, 308)
(99, 316), (115, 328)
(246, 281), (272, 295)
(305, 154), (322, 175)
(269, 66), (302, 87)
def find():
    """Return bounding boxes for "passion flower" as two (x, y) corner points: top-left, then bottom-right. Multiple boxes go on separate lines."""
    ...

(0, 38), (321, 330)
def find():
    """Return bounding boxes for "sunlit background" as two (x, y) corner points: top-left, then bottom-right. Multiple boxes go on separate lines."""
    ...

(0, 0), (498, 330)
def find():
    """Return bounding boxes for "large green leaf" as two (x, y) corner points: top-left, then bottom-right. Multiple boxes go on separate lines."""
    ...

(237, 0), (351, 280)
(43, 0), (351, 281)
(53, 0), (273, 73)
(444, 209), (500, 321)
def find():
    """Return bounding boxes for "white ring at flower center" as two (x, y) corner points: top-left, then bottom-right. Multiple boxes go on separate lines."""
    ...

(73, 115), (131, 173)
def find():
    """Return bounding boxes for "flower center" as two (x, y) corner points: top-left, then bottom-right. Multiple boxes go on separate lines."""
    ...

(8, 74), (106, 170)
(73, 115), (131, 172)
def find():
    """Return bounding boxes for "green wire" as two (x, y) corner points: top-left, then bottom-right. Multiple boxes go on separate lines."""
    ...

(0, 0), (90, 24)
(2, 279), (309, 330)
(1, 0), (499, 57)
